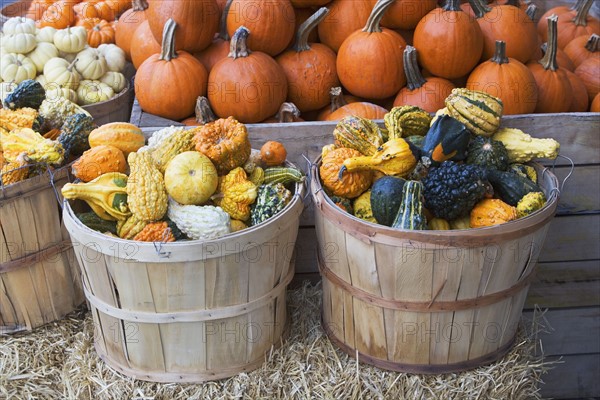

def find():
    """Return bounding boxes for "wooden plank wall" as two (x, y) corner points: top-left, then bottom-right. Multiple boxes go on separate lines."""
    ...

(141, 113), (600, 399)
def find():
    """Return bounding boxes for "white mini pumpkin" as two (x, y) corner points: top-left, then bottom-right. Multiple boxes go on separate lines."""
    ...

(75, 47), (108, 80)
(43, 57), (81, 89)
(26, 42), (59, 73)
(97, 43), (126, 72)
(53, 26), (87, 53)
(1, 53), (36, 83)
(77, 80), (114, 105)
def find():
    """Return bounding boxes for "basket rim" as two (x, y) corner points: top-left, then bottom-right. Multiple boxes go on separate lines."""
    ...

(311, 156), (560, 247)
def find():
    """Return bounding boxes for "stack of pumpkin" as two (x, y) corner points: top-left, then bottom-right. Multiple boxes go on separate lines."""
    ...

(318, 88), (560, 230)
(120, 0), (599, 124)
(1, 16), (129, 106)
(0, 79), (98, 186)
(60, 118), (305, 242)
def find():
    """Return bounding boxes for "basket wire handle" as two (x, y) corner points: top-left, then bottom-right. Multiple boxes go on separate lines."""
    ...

(301, 153), (314, 203)
(542, 154), (574, 199)
(46, 163), (66, 210)
(153, 229), (172, 259)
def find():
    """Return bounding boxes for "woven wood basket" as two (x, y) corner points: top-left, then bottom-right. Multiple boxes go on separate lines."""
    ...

(62, 178), (306, 382)
(310, 159), (560, 373)
(1, 164), (84, 333)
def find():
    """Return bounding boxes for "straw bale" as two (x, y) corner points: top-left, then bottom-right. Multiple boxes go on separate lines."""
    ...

(0, 282), (553, 400)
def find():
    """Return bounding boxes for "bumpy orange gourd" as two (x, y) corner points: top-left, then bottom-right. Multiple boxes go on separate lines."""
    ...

(470, 198), (518, 228)
(88, 122), (145, 156)
(320, 147), (372, 199)
(126, 151), (168, 221)
(192, 116), (251, 175)
(72, 144), (127, 182)
(133, 221), (175, 242)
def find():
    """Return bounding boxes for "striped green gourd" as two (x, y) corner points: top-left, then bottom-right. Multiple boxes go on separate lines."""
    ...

(445, 88), (503, 137)
(391, 180), (428, 230)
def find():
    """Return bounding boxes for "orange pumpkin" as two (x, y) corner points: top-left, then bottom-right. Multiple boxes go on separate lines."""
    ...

(337, 0), (407, 99)
(25, 0), (53, 20)
(380, 0), (437, 30)
(539, 0), (600, 49)
(564, 33), (600, 68)
(38, 0), (76, 29)
(394, 45), (456, 114)
(105, 0), (132, 15)
(289, 6), (320, 47)
(575, 56), (600, 101)
(130, 20), (161, 69)
(260, 140), (287, 166)
(591, 92), (600, 112)
(146, 0), (221, 53)
(528, 15), (573, 113)
(276, 7), (339, 112)
(565, 69), (590, 112)
(115, 0), (148, 61)
(207, 26), (288, 123)
(77, 17), (115, 47)
(193, 0), (232, 73)
(226, 0), (295, 56)
(317, 0), (373, 52)
(135, 19), (209, 121)
(413, 0), (484, 79)
(467, 40), (538, 115)
(75, 0), (116, 20)
(324, 101), (388, 121)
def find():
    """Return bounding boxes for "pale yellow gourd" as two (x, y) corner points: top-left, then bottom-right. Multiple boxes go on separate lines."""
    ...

(0, 53), (36, 83)
(75, 48), (108, 80)
(36, 26), (57, 43)
(1, 32), (36, 54)
(43, 57), (80, 89)
(53, 27), (87, 53)
(3, 17), (36, 35)
(26, 42), (59, 73)
(97, 43), (126, 72)
(99, 71), (126, 92)
(77, 80), (114, 105)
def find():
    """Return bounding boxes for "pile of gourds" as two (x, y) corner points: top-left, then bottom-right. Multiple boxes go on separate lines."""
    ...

(0, 79), (96, 186)
(115, 0), (600, 123)
(1, 16), (129, 106)
(60, 118), (305, 242)
(317, 87), (560, 230)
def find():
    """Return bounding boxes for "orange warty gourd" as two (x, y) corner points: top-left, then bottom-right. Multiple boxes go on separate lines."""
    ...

(539, 0), (600, 49)
(565, 69), (590, 112)
(380, 0), (437, 30)
(115, 0), (149, 61)
(337, 0), (407, 99)
(575, 56), (600, 101)
(564, 33), (600, 68)
(135, 19), (209, 121)
(469, 0), (538, 64)
(467, 40), (538, 115)
(276, 7), (339, 112)
(413, 0), (484, 79)
(194, 0), (233, 73)
(324, 102), (388, 121)
(129, 20), (161, 69)
(317, 0), (373, 52)
(320, 147), (372, 199)
(207, 26), (288, 123)
(76, 18), (115, 47)
(226, 0), (295, 56)
(146, 0), (220, 53)
(394, 45), (456, 114)
(527, 15), (573, 113)
(72, 145), (127, 182)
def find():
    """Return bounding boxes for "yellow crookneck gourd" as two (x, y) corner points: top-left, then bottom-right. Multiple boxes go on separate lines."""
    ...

(61, 172), (131, 221)
(0, 127), (64, 165)
(339, 138), (418, 178)
(211, 167), (258, 221)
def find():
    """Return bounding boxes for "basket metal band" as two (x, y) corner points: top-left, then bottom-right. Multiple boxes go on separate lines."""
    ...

(83, 265), (295, 324)
(317, 253), (537, 312)
(0, 240), (73, 273)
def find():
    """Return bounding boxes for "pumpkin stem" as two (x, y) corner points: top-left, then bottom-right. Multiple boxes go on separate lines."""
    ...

(194, 96), (217, 124)
(293, 7), (329, 52)
(469, 0), (491, 19)
(525, 3), (537, 21)
(363, 0), (395, 33)
(131, 0), (148, 12)
(491, 41), (509, 64)
(539, 15), (559, 71)
(443, 0), (462, 12)
(574, 0), (593, 27)
(228, 26), (250, 59)
(275, 102), (301, 122)
(159, 18), (178, 62)
(328, 87), (348, 113)
(585, 33), (600, 53)
(218, 0), (233, 41)
(403, 45), (427, 90)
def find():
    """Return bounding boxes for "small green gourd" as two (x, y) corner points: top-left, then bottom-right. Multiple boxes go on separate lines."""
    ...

(391, 180), (428, 230)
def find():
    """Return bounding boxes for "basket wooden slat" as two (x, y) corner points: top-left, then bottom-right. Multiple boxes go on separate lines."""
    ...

(311, 160), (559, 373)
(62, 177), (305, 382)
(1, 165), (84, 333)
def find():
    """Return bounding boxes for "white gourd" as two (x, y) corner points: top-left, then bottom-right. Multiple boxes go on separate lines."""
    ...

(0, 53), (36, 83)
(167, 198), (231, 240)
(53, 27), (87, 53)
(43, 57), (80, 90)
(36, 26), (58, 43)
(1, 32), (37, 54)
(3, 17), (36, 35)
(99, 71), (126, 92)
(26, 42), (59, 73)
(97, 43), (126, 72)
(75, 47), (108, 80)
(77, 80), (114, 105)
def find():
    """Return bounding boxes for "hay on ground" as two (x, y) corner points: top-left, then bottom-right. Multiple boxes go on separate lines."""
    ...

(0, 282), (554, 400)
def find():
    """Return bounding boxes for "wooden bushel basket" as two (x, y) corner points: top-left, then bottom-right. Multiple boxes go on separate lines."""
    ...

(310, 159), (560, 374)
(62, 177), (306, 382)
(1, 164), (84, 333)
